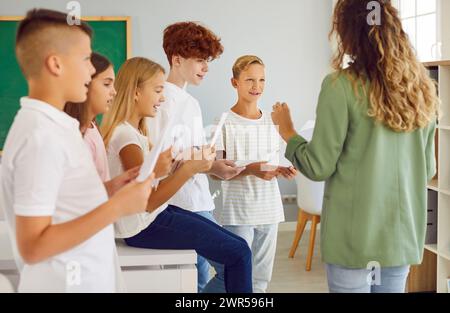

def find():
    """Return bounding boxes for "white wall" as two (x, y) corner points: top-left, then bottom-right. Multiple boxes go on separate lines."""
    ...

(0, 0), (334, 220)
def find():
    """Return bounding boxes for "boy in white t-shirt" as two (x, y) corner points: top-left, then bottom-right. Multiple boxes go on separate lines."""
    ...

(0, 9), (153, 292)
(214, 55), (297, 292)
(147, 22), (245, 293)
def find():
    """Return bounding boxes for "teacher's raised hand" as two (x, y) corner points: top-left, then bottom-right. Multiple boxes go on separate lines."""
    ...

(271, 102), (298, 142)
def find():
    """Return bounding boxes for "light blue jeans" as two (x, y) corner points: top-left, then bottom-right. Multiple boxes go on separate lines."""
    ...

(326, 263), (410, 293)
(203, 224), (278, 293)
(195, 211), (226, 293)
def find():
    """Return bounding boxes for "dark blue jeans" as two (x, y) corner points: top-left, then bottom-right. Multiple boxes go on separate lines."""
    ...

(124, 205), (253, 293)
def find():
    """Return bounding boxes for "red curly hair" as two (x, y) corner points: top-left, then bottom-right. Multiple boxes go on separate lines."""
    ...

(163, 21), (224, 66)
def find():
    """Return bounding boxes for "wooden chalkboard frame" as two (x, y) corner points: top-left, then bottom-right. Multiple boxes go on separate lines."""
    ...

(0, 16), (131, 57)
(0, 16), (131, 155)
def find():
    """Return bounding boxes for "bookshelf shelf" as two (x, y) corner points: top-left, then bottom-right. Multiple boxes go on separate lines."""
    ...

(425, 244), (438, 255)
(437, 257), (450, 293)
(441, 251), (450, 262)
(427, 179), (439, 192)
(421, 49), (450, 292)
(423, 60), (450, 67)
(440, 189), (450, 196)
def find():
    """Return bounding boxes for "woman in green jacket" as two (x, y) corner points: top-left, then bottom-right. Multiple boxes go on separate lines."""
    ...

(272, 0), (438, 293)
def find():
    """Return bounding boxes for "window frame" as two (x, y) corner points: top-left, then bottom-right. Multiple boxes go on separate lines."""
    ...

(394, 0), (438, 61)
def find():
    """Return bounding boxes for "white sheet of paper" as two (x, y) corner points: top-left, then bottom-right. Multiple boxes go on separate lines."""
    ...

(137, 107), (184, 183)
(209, 112), (228, 147)
(136, 124), (171, 183)
(266, 148), (293, 167)
(234, 160), (256, 167)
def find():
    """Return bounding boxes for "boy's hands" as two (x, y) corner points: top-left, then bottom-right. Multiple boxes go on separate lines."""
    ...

(104, 166), (140, 197)
(154, 147), (174, 178)
(277, 166), (297, 180)
(245, 162), (280, 181)
(110, 173), (155, 218)
(209, 160), (246, 180)
(243, 163), (297, 181)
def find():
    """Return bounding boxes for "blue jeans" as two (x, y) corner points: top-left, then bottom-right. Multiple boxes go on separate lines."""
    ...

(326, 263), (410, 293)
(124, 205), (253, 293)
(195, 211), (226, 293)
(203, 224), (278, 293)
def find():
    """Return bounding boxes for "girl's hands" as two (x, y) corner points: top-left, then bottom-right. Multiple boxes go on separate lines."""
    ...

(154, 147), (174, 178)
(105, 166), (140, 197)
(183, 146), (216, 174)
(209, 159), (246, 180)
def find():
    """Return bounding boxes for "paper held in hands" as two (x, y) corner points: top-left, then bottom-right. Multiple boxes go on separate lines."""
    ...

(266, 149), (293, 167)
(209, 112), (228, 148)
(233, 150), (292, 168)
(233, 160), (256, 167)
(136, 123), (172, 183)
(137, 108), (183, 183)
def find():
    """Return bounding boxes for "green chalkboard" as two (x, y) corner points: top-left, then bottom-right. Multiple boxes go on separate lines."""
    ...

(0, 17), (130, 150)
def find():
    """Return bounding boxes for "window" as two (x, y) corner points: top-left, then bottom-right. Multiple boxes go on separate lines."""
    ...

(393, 0), (438, 61)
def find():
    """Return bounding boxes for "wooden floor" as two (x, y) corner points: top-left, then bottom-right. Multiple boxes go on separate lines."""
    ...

(267, 229), (328, 293)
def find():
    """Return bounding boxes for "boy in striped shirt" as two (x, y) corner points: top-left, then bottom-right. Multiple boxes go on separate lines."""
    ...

(214, 55), (296, 292)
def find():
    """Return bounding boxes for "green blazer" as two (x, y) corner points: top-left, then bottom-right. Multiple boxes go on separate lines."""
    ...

(285, 71), (436, 268)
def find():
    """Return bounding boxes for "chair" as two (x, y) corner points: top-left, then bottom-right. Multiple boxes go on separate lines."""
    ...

(288, 172), (325, 271)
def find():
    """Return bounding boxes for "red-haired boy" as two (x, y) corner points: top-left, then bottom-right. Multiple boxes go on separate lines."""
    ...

(147, 22), (244, 293)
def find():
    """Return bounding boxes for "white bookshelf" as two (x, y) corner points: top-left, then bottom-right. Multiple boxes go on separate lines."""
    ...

(424, 61), (450, 293)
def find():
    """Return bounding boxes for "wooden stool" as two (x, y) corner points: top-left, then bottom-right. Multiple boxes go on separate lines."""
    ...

(288, 209), (321, 271)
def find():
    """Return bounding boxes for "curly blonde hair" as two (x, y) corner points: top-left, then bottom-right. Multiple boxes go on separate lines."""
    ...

(331, 0), (439, 132)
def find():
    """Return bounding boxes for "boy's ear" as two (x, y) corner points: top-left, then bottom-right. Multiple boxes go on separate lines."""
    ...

(231, 78), (238, 89)
(45, 54), (63, 77)
(172, 55), (181, 67)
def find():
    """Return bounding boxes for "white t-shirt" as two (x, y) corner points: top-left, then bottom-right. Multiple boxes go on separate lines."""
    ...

(216, 110), (285, 225)
(146, 82), (215, 213)
(0, 97), (120, 292)
(107, 122), (165, 238)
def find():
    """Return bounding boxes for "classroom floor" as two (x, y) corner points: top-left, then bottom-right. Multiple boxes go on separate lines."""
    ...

(267, 229), (328, 293)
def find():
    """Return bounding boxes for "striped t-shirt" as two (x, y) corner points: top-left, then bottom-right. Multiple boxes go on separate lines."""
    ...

(216, 109), (285, 225)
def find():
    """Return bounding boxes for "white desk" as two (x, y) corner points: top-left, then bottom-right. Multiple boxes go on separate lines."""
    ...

(116, 239), (197, 293)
